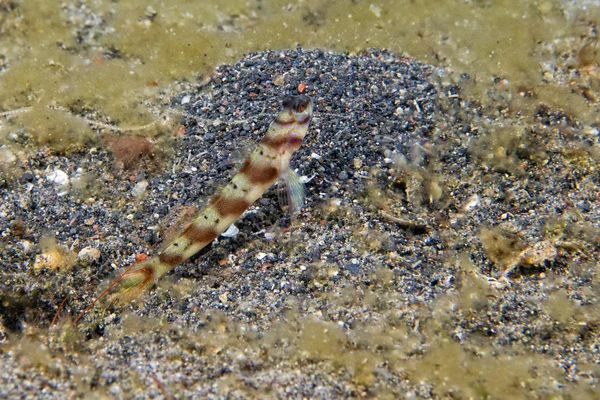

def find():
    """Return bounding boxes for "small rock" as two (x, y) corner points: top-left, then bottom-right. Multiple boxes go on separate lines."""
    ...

(108, 384), (121, 396)
(343, 259), (360, 275)
(78, 246), (101, 263)
(219, 292), (228, 303)
(0, 148), (16, 165)
(460, 194), (480, 212)
(20, 172), (34, 182)
(264, 231), (276, 240)
(47, 170), (69, 196)
(20, 240), (33, 253)
(131, 180), (148, 198)
(353, 157), (363, 169)
(47, 169), (69, 186)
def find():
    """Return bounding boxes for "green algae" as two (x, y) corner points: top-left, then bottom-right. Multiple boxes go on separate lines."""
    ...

(0, 0), (598, 157)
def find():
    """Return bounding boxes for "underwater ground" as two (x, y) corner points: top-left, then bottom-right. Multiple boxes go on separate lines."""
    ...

(0, 1), (599, 398)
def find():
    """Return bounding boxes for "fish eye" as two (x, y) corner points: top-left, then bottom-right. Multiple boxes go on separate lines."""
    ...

(294, 96), (310, 113)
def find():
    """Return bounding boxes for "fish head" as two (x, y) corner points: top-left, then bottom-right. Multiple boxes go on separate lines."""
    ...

(274, 95), (314, 152)
(261, 95), (314, 154)
(282, 95), (313, 124)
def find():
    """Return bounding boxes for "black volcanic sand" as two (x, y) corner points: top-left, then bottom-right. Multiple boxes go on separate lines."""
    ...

(0, 48), (599, 399)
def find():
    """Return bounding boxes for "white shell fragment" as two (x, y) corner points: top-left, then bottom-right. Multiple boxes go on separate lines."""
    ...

(47, 169), (69, 185)
(47, 170), (69, 196)
(221, 224), (239, 238)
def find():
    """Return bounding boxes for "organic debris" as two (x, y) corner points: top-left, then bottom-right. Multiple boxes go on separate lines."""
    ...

(102, 133), (157, 170)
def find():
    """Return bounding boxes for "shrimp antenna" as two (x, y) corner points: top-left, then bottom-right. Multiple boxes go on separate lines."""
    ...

(73, 261), (140, 325)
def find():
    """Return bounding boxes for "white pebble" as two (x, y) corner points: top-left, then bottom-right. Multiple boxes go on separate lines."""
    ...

(47, 169), (69, 196)
(108, 384), (121, 396)
(78, 246), (101, 263)
(20, 240), (33, 253)
(47, 170), (69, 186)
(461, 194), (480, 212)
(131, 180), (149, 198)
(264, 232), (276, 240)
(0, 147), (16, 165)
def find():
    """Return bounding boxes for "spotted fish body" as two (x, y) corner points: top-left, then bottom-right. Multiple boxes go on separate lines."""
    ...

(114, 95), (313, 294)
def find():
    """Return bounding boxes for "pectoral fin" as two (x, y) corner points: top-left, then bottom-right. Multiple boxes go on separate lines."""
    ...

(278, 168), (305, 214)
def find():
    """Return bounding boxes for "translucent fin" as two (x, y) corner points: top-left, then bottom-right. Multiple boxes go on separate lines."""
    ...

(230, 140), (255, 169)
(278, 168), (305, 214)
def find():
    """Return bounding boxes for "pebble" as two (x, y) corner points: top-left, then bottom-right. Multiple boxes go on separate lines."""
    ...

(131, 180), (149, 198)
(108, 384), (121, 396)
(47, 170), (69, 186)
(20, 240), (33, 253)
(0, 147), (16, 165)
(343, 263), (360, 275)
(264, 232), (276, 240)
(78, 246), (101, 263)
(20, 172), (34, 182)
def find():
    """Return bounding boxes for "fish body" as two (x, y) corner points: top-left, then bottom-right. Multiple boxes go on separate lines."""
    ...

(111, 95), (313, 294)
